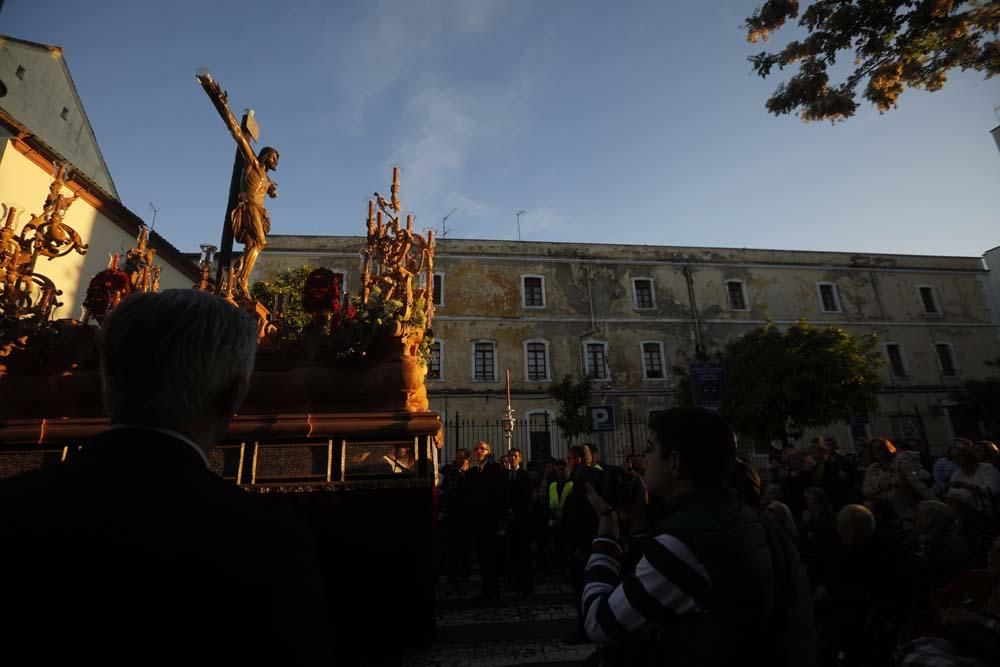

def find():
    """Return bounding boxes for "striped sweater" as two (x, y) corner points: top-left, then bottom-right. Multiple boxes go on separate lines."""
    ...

(582, 534), (712, 643)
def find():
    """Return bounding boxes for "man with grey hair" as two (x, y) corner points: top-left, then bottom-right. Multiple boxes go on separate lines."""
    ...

(0, 290), (329, 665)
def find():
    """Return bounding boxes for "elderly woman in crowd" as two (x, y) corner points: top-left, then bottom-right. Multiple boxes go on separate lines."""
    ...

(863, 438), (896, 516)
(890, 447), (936, 529)
(949, 445), (1000, 517)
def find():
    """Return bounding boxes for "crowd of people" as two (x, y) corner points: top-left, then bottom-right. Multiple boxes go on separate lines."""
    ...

(3, 288), (999, 667)
(438, 428), (1000, 666)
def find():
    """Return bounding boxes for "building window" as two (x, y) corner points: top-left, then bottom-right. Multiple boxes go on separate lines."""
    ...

(935, 343), (957, 376)
(521, 276), (545, 308)
(522, 275), (545, 308)
(15, 65), (25, 81)
(524, 340), (549, 382)
(817, 282), (841, 313)
(584, 341), (609, 380)
(885, 343), (907, 378)
(641, 342), (666, 380)
(632, 278), (655, 309)
(726, 280), (748, 311)
(427, 341), (443, 381)
(60, 107), (70, 121)
(918, 286), (940, 315)
(472, 341), (497, 382)
(432, 273), (444, 306)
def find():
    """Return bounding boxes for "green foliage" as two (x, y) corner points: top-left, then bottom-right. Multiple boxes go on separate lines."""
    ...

(670, 363), (695, 409)
(952, 357), (1000, 439)
(250, 265), (314, 339)
(718, 321), (882, 445)
(329, 285), (435, 366)
(746, 1), (1000, 121)
(251, 268), (434, 365)
(548, 374), (593, 441)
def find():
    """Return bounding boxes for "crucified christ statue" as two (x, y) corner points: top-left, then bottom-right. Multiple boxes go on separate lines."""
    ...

(196, 72), (279, 298)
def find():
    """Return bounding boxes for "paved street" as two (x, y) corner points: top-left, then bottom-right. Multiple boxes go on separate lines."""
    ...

(402, 575), (596, 667)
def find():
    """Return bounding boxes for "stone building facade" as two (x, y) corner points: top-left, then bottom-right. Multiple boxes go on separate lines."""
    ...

(255, 235), (1000, 462)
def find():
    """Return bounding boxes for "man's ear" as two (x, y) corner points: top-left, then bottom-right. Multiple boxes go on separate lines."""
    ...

(216, 376), (251, 417)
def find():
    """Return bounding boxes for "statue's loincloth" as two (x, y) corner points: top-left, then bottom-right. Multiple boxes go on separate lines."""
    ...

(230, 195), (271, 245)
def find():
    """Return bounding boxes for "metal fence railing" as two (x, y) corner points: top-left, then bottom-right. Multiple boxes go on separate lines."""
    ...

(439, 412), (650, 468)
(438, 409), (952, 472)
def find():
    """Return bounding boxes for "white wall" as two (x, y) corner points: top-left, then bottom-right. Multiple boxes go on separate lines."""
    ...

(0, 140), (192, 320)
(0, 38), (117, 195)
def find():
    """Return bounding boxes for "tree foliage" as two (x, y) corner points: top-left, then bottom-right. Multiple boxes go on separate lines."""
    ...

(548, 374), (593, 441)
(952, 357), (1000, 439)
(719, 321), (882, 445)
(250, 265), (314, 339)
(745, 1), (1000, 121)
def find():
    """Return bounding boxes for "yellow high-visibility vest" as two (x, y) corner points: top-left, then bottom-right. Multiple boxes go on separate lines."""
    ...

(548, 480), (574, 518)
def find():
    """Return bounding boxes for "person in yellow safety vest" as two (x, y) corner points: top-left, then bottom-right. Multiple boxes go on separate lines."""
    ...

(584, 443), (603, 472)
(548, 460), (573, 526)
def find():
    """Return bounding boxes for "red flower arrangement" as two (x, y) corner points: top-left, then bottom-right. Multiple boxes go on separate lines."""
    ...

(83, 268), (132, 322)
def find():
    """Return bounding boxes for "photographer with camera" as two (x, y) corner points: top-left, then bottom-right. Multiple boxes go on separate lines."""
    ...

(581, 408), (816, 666)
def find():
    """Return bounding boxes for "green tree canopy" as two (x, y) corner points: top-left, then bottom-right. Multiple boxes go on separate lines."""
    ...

(250, 265), (315, 338)
(746, 1), (999, 121)
(952, 357), (1000, 440)
(548, 374), (593, 442)
(719, 321), (882, 445)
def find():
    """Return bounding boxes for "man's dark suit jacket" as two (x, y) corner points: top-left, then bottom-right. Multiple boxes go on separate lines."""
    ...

(507, 468), (533, 520)
(0, 427), (330, 665)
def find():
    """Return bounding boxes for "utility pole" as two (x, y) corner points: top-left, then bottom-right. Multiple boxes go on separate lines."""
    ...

(515, 209), (526, 241)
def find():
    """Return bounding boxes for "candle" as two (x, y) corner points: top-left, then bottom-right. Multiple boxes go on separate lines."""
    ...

(406, 214), (413, 232)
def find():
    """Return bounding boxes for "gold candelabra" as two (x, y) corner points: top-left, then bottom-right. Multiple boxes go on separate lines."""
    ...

(0, 163), (87, 336)
(361, 167), (435, 327)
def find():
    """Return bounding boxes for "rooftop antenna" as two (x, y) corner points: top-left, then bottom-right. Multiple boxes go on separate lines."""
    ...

(148, 202), (158, 232)
(515, 209), (526, 241)
(441, 208), (457, 238)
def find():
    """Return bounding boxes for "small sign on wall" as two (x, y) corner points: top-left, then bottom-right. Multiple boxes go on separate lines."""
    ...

(589, 405), (616, 432)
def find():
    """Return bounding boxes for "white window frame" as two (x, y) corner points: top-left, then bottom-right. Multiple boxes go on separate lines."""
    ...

(582, 339), (610, 380)
(816, 282), (842, 313)
(521, 274), (547, 309)
(427, 339), (445, 382)
(470, 339), (499, 383)
(631, 277), (656, 310)
(934, 342), (959, 377)
(725, 279), (749, 311)
(523, 339), (551, 383)
(639, 340), (668, 381)
(884, 342), (909, 378)
(916, 284), (941, 316)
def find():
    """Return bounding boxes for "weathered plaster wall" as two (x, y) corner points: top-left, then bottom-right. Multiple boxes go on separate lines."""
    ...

(0, 142), (192, 320)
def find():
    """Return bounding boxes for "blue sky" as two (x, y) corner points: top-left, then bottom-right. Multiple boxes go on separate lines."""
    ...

(3, 0), (999, 256)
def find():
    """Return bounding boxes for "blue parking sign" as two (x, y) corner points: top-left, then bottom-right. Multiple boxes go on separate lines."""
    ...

(589, 405), (616, 432)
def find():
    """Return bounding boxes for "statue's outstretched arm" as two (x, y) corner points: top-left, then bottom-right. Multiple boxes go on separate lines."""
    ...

(196, 73), (258, 168)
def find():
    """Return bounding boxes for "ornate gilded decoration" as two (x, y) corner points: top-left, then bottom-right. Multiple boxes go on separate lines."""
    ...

(361, 167), (435, 328)
(0, 163), (87, 340)
(195, 244), (217, 291)
(196, 71), (278, 299)
(82, 224), (163, 323)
